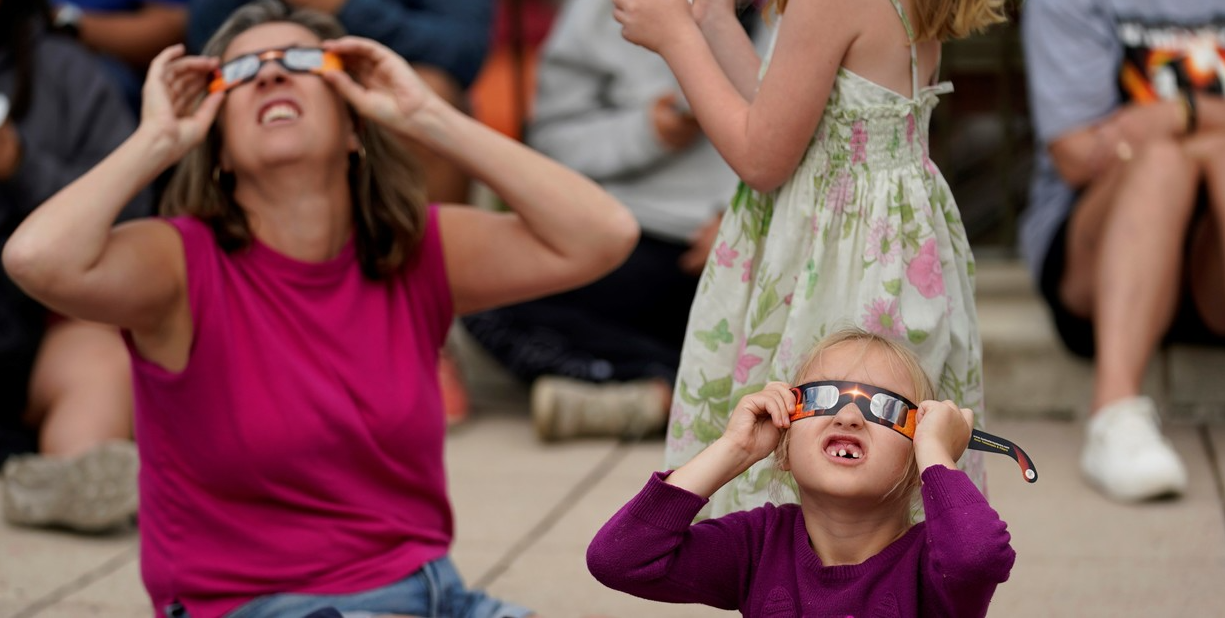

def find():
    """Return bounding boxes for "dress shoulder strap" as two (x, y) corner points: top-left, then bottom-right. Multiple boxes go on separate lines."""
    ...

(885, 0), (921, 99)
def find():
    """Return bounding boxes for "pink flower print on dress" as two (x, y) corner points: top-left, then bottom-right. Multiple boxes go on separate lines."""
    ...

(850, 120), (869, 164)
(741, 259), (753, 282)
(715, 241), (739, 268)
(734, 340), (764, 383)
(907, 238), (945, 299)
(863, 297), (906, 338)
(825, 170), (854, 214)
(865, 218), (899, 265)
(777, 337), (795, 371)
(667, 402), (696, 453)
(919, 135), (939, 176)
(906, 113), (916, 144)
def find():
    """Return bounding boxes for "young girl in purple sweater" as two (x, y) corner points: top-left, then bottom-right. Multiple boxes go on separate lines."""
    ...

(588, 328), (1017, 617)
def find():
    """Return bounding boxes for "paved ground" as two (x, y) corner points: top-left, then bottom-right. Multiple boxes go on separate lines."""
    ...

(3, 404), (1225, 617)
(3, 259), (1225, 617)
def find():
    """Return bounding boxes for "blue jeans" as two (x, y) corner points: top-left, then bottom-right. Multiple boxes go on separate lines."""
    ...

(166, 556), (532, 618)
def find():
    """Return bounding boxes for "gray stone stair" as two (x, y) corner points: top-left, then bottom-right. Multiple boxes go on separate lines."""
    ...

(975, 259), (1225, 425)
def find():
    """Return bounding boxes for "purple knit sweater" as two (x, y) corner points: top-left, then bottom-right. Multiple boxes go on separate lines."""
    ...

(587, 465), (1014, 617)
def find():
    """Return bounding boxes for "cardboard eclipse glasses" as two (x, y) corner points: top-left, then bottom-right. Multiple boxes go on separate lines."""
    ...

(209, 47), (342, 94)
(790, 380), (1038, 483)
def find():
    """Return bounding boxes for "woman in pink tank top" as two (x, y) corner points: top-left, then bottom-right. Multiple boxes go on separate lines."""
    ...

(2, 2), (638, 616)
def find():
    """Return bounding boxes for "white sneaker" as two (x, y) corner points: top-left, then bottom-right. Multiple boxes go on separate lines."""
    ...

(1081, 396), (1187, 502)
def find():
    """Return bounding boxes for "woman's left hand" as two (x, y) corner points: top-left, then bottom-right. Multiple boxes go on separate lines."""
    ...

(913, 400), (974, 470)
(612, 0), (696, 54)
(320, 36), (434, 136)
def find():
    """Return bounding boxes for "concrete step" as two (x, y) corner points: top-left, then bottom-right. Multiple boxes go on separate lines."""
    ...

(975, 259), (1225, 424)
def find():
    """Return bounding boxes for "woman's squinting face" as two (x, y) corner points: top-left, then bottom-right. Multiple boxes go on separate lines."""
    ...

(784, 342), (917, 501)
(216, 22), (354, 173)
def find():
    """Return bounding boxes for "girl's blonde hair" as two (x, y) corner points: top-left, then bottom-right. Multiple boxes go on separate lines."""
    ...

(774, 328), (936, 506)
(160, 0), (428, 280)
(764, 0), (1007, 42)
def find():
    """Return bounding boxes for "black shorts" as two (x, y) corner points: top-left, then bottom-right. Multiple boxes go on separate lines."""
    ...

(1038, 186), (1225, 358)
(0, 349), (38, 464)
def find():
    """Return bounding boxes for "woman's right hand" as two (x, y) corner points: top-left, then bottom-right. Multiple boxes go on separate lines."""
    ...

(321, 36), (436, 139)
(140, 45), (224, 166)
(719, 381), (793, 462)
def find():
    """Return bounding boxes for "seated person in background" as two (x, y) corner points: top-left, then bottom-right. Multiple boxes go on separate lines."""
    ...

(187, 0), (495, 204)
(1020, 0), (1225, 502)
(49, 0), (189, 113)
(462, 0), (759, 441)
(1, 0), (151, 532)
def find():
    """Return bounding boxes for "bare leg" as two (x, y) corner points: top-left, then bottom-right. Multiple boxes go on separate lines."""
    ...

(1076, 140), (1199, 410)
(1067, 139), (1200, 501)
(407, 65), (472, 204)
(25, 319), (132, 457)
(3, 319), (137, 531)
(1059, 162), (1127, 316)
(1185, 132), (1225, 335)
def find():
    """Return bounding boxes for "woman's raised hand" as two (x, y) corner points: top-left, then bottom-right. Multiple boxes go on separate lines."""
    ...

(721, 381), (793, 463)
(140, 45), (224, 165)
(321, 37), (433, 137)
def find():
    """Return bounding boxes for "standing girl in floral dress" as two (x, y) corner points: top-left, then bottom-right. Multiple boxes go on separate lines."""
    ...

(612, 0), (1006, 516)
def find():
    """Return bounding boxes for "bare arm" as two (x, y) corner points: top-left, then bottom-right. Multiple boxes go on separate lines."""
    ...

(77, 3), (187, 68)
(322, 37), (639, 316)
(615, 0), (854, 193)
(2, 47), (222, 335)
(691, 0), (762, 100)
(666, 382), (793, 498)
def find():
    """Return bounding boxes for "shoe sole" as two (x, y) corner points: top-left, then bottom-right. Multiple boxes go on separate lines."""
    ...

(3, 441), (139, 532)
(1081, 459), (1187, 502)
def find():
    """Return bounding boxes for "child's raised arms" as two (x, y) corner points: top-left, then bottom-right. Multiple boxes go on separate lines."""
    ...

(669, 383), (992, 502)
(664, 381), (795, 499)
(613, 0), (923, 192)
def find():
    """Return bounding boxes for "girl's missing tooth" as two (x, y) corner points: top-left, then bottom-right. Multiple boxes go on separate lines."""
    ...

(587, 329), (1014, 617)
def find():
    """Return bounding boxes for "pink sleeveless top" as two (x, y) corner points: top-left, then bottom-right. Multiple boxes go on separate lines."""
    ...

(126, 208), (453, 618)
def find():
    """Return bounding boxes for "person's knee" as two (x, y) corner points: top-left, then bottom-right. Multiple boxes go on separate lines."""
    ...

(1183, 132), (1225, 167)
(1116, 139), (1199, 221)
(29, 320), (130, 404)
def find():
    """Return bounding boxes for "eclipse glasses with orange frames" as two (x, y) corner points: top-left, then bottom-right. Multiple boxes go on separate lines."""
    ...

(209, 47), (342, 94)
(789, 381), (1038, 483)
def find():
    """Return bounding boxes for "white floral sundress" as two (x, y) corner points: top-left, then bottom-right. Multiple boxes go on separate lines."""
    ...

(666, 0), (986, 518)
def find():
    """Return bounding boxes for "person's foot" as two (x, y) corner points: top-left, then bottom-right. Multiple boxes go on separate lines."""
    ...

(1081, 396), (1187, 502)
(2, 440), (139, 532)
(531, 376), (668, 442)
